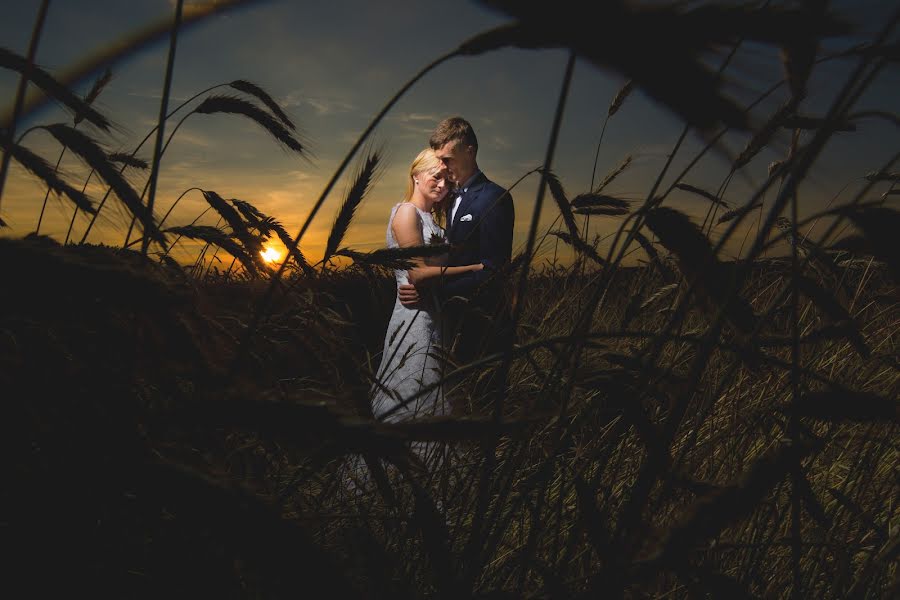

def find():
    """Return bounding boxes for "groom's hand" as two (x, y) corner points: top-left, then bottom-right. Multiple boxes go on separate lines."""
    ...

(398, 283), (420, 307)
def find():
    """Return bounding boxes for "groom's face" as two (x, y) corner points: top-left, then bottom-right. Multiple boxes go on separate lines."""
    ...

(435, 140), (475, 185)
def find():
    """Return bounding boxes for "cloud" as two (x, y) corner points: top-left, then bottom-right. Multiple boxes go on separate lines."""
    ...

(281, 91), (356, 116)
(126, 90), (196, 103)
(490, 135), (511, 151)
(396, 112), (439, 123)
(395, 126), (434, 140)
(166, 130), (214, 148)
(387, 114), (439, 140)
(282, 169), (314, 183)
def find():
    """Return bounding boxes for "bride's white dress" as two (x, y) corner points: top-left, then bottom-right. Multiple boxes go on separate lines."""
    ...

(370, 203), (447, 423)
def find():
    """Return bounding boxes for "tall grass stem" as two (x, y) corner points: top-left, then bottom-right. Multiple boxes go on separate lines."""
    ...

(141, 0), (183, 256)
(0, 0), (50, 215)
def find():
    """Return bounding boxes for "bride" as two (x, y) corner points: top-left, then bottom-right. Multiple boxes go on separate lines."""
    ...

(370, 148), (483, 424)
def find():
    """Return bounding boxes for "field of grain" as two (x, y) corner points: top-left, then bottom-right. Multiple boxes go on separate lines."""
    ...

(1, 1), (897, 598)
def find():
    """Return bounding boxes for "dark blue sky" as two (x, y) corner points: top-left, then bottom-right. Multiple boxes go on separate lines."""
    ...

(1, 0), (896, 265)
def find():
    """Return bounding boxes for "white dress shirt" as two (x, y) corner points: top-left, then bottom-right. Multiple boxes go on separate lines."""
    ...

(450, 170), (481, 225)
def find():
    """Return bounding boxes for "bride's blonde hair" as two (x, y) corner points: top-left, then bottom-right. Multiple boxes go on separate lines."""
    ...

(404, 148), (449, 227)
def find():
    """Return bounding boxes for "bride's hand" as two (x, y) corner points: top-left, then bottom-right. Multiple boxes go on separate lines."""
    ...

(398, 283), (420, 306)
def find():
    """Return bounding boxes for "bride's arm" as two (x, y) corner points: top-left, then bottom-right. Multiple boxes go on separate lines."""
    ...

(391, 205), (482, 286)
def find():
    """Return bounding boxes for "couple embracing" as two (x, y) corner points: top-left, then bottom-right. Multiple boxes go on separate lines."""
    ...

(370, 117), (515, 427)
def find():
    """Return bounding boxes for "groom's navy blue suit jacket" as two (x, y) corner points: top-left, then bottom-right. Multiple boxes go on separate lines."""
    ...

(438, 171), (514, 302)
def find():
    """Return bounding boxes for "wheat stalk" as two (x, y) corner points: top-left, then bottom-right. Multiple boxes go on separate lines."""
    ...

(40, 124), (166, 247)
(229, 79), (296, 131)
(675, 182), (729, 207)
(164, 224), (259, 277)
(542, 169), (579, 239)
(193, 95), (306, 154)
(322, 148), (383, 265)
(231, 198), (315, 275)
(335, 244), (450, 270)
(0, 46), (112, 132)
(0, 136), (94, 214)
(550, 230), (607, 266)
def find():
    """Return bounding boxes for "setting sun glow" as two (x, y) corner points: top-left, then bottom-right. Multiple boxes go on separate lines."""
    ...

(260, 247), (281, 263)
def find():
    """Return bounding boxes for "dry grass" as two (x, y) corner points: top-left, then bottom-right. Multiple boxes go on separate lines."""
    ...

(1, 3), (898, 598)
(9, 235), (894, 598)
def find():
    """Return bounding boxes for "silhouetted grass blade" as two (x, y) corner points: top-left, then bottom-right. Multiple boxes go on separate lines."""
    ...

(641, 283), (679, 311)
(550, 231), (607, 266)
(795, 276), (869, 357)
(781, 114), (855, 131)
(826, 487), (889, 542)
(230, 198), (314, 274)
(644, 207), (756, 335)
(0, 47), (111, 131)
(336, 244), (450, 270)
(140, 457), (357, 598)
(571, 192), (631, 217)
(571, 194), (631, 211)
(457, 9), (748, 131)
(858, 40), (900, 61)
(829, 234), (870, 255)
(779, 0), (831, 104)
(323, 149), (382, 264)
(202, 190), (263, 263)
(608, 80), (633, 118)
(406, 477), (456, 593)
(717, 202), (762, 224)
(643, 206), (715, 269)
(675, 182), (729, 207)
(382, 414), (539, 441)
(229, 79), (296, 130)
(572, 206), (630, 216)
(646, 440), (815, 565)
(795, 473), (832, 531)
(734, 103), (792, 169)
(543, 169), (579, 238)
(230, 197), (265, 223)
(74, 67), (113, 126)
(863, 170), (899, 182)
(837, 206), (900, 280)
(193, 95), (305, 154)
(594, 155), (632, 193)
(790, 391), (898, 424)
(0, 136), (94, 214)
(41, 124), (165, 246)
(107, 152), (148, 170)
(633, 230), (675, 280)
(165, 225), (259, 277)
(469, 2), (849, 131)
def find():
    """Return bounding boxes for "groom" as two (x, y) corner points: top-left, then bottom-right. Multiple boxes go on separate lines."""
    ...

(398, 116), (515, 371)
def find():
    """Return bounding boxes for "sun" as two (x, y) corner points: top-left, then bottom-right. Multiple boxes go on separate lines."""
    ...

(260, 246), (282, 264)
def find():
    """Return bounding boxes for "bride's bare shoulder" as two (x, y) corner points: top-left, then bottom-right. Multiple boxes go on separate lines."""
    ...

(391, 202), (421, 228)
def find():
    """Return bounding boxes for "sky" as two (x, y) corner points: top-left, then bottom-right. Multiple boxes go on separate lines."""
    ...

(1, 0), (897, 268)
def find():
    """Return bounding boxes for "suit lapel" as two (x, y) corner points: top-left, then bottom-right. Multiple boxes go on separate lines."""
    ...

(445, 201), (454, 238)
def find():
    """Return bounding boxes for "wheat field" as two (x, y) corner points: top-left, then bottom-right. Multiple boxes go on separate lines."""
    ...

(1, 1), (898, 598)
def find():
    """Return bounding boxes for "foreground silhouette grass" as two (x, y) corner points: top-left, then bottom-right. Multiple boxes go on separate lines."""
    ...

(1, 236), (895, 598)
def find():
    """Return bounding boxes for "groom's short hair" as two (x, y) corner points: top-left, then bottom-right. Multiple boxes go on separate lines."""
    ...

(430, 117), (478, 153)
